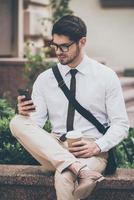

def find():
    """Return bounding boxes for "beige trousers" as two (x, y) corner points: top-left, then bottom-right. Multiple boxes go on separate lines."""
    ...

(10, 115), (108, 200)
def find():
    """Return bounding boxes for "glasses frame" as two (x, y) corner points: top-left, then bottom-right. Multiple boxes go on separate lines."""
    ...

(49, 41), (75, 52)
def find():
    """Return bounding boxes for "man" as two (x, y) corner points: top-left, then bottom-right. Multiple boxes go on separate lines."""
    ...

(10, 15), (129, 200)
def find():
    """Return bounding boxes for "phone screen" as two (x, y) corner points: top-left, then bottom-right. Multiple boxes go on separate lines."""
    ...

(17, 89), (35, 111)
(17, 89), (31, 101)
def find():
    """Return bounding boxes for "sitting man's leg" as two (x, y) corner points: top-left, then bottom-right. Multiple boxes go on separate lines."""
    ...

(54, 160), (105, 200)
(55, 138), (107, 200)
(10, 115), (78, 172)
(72, 138), (107, 199)
(10, 115), (104, 200)
(55, 170), (79, 200)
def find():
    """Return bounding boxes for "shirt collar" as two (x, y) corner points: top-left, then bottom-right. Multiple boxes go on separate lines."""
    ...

(58, 54), (91, 77)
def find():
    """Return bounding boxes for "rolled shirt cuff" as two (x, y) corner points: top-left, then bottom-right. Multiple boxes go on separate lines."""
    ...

(95, 139), (110, 152)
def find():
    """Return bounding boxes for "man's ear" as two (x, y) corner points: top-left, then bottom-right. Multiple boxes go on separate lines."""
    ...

(79, 37), (86, 47)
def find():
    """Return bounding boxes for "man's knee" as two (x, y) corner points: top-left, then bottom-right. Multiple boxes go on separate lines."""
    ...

(10, 115), (30, 138)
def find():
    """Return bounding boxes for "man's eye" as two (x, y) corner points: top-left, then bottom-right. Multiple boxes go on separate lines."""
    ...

(61, 45), (67, 49)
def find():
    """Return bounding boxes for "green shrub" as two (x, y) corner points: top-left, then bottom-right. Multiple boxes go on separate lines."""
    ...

(24, 51), (57, 89)
(50, 0), (73, 23)
(0, 98), (53, 165)
(116, 128), (134, 168)
(0, 98), (39, 165)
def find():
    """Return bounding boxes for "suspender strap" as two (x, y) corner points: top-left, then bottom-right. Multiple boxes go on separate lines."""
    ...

(52, 65), (108, 135)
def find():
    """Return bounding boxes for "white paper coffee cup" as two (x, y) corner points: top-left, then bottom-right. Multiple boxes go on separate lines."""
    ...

(66, 130), (82, 147)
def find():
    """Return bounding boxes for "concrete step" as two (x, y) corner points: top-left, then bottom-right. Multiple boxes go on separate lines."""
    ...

(119, 77), (134, 127)
(122, 88), (134, 103)
(127, 112), (134, 128)
(120, 77), (134, 90)
(127, 105), (134, 112)
(125, 101), (134, 108)
(127, 105), (134, 128)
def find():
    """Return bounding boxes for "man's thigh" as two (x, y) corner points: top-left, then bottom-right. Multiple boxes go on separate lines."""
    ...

(77, 152), (108, 173)
(58, 136), (108, 173)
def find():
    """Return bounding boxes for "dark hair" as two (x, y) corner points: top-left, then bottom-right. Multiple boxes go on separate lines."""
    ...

(52, 15), (87, 42)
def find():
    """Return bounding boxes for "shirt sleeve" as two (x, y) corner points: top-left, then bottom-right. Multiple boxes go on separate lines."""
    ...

(95, 71), (129, 152)
(30, 76), (48, 128)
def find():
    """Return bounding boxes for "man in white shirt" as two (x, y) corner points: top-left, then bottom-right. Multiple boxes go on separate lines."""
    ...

(10, 15), (129, 200)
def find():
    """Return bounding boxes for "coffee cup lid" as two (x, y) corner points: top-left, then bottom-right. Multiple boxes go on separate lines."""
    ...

(66, 130), (82, 139)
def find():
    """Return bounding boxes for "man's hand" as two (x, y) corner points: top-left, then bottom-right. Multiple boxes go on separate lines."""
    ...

(68, 139), (101, 158)
(17, 96), (36, 116)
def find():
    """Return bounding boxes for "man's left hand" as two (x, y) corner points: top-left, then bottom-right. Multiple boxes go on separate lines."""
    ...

(68, 139), (101, 158)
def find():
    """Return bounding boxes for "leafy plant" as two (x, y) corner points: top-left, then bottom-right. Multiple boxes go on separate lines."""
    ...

(24, 44), (57, 89)
(0, 99), (36, 164)
(50, 0), (73, 23)
(0, 99), (14, 119)
(0, 98), (48, 165)
(116, 128), (134, 168)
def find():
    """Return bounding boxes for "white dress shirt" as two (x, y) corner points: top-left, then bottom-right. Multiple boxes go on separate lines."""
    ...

(30, 55), (129, 152)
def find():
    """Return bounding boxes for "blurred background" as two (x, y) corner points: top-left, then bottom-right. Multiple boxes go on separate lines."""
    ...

(0, 0), (133, 166)
(0, 0), (134, 68)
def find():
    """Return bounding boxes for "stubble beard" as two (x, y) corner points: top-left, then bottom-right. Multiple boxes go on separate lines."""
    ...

(57, 46), (80, 66)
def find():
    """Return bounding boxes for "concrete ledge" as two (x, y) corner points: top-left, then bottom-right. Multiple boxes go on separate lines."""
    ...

(0, 165), (134, 200)
(0, 58), (26, 66)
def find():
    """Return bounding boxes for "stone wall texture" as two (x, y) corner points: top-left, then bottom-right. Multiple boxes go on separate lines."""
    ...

(0, 165), (134, 200)
(0, 59), (26, 100)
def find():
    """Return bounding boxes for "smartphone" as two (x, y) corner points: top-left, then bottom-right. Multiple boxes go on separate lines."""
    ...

(17, 89), (35, 111)
(17, 89), (31, 101)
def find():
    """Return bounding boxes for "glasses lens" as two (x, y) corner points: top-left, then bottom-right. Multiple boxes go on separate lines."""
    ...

(60, 45), (68, 52)
(50, 41), (75, 52)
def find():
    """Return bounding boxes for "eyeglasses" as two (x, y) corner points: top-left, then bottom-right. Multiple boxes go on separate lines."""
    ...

(49, 41), (75, 52)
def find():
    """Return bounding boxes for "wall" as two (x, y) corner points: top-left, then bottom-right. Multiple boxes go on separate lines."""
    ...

(0, 0), (23, 57)
(70, 0), (134, 70)
(0, 59), (26, 100)
(24, 0), (52, 37)
(0, 0), (12, 56)
(23, 0), (52, 54)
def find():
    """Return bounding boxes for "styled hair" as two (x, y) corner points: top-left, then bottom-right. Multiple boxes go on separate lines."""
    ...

(52, 15), (87, 42)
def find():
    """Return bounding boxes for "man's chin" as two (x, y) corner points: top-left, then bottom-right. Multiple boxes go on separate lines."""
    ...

(59, 59), (69, 65)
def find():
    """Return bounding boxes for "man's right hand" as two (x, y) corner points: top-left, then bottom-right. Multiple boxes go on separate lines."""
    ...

(17, 96), (36, 116)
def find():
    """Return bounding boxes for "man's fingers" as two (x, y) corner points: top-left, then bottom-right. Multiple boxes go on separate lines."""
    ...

(17, 95), (25, 103)
(18, 104), (36, 112)
(17, 96), (33, 105)
(17, 95), (35, 115)
(71, 140), (86, 147)
(20, 100), (34, 106)
(20, 105), (36, 111)
(73, 149), (89, 157)
(69, 145), (87, 152)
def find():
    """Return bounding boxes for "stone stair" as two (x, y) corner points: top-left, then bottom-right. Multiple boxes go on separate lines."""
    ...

(120, 77), (134, 127)
(0, 165), (134, 200)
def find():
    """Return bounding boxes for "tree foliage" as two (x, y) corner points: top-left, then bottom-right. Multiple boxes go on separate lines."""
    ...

(50, 0), (73, 23)
(0, 98), (39, 165)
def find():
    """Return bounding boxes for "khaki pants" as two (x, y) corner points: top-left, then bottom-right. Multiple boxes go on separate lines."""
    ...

(10, 115), (108, 200)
